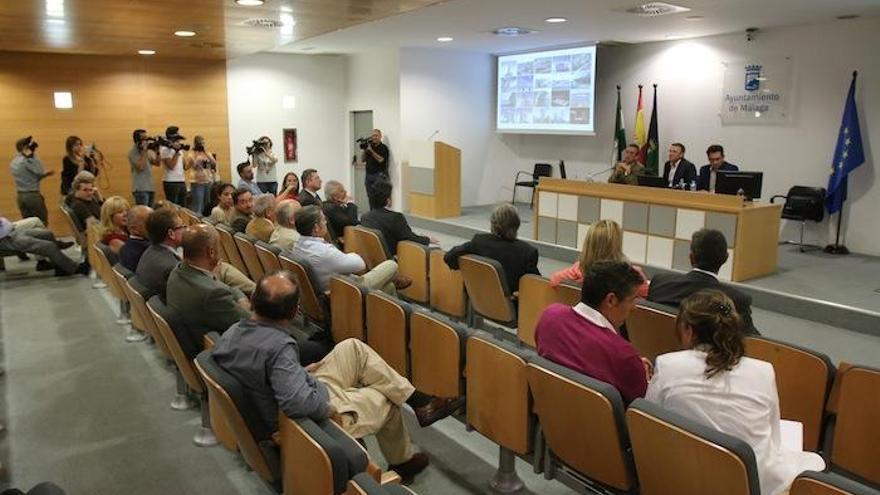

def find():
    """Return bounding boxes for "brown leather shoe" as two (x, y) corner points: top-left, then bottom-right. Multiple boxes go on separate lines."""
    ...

(413, 396), (464, 427)
(392, 275), (412, 290)
(389, 452), (429, 484)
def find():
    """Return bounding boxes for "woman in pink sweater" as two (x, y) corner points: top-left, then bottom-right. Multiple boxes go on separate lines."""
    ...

(549, 219), (649, 297)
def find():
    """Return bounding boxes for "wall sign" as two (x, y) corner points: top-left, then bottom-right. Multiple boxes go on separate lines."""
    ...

(721, 57), (793, 124)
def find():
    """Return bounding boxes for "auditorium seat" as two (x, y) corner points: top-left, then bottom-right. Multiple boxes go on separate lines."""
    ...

(346, 473), (415, 495)
(59, 203), (85, 247)
(123, 277), (173, 361)
(147, 296), (216, 446)
(625, 301), (682, 361)
(365, 292), (412, 377)
(790, 471), (880, 495)
(395, 241), (432, 305)
(234, 232), (265, 281)
(111, 265), (148, 343)
(279, 253), (329, 328)
(342, 226), (359, 254)
(329, 275), (368, 343)
(194, 350), (282, 491)
(216, 224), (249, 278)
(466, 333), (536, 493)
(626, 398), (761, 495)
(181, 207), (202, 226)
(428, 249), (467, 320)
(352, 226), (391, 271)
(516, 275), (580, 347)
(255, 241), (283, 274)
(459, 255), (516, 329)
(830, 365), (880, 487)
(526, 356), (637, 494)
(744, 336), (835, 451)
(409, 309), (471, 399)
(92, 242), (128, 326)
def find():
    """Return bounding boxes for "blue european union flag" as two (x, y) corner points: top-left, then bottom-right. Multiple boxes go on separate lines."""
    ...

(826, 74), (865, 214)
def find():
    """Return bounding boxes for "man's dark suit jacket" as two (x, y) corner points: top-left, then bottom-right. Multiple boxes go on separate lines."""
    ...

(322, 200), (359, 242)
(297, 190), (322, 208)
(662, 158), (697, 188)
(646, 269), (759, 334)
(444, 233), (540, 293)
(119, 236), (150, 272)
(696, 162), (738, 191)
(360, 207), (429, 256)
(135, 244), (180, 300)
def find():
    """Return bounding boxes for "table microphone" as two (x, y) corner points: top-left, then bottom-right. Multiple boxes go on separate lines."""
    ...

(586, 165), (616, 182)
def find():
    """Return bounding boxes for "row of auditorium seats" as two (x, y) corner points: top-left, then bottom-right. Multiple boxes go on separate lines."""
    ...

(85, 206), (879, 495)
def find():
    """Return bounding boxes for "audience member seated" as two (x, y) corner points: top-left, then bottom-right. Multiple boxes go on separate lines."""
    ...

(297, 168), (322, 207)
(135, 208), (185, 299)
(291, 205), (409, 294)
(98, 196), (130, 254)
(119, 205), (152, 272)
(535, 261), (649, 404)
(236, 161), (262, 196)
(0, 214), (86, 276)
(697, 144), (739, 192)
(321, 180), (358, 244)
(608, 143), (645, 185)
(211, 271), (460, 482)
(647, 228), (758, 334)
(229, 188), (254, 234)
(208, 182), (235, 225)
(276, 172), (301, 202)
(66, 172), (102, 232)
(444, 204), (538, 292)
(269, 199), (300, 251)
(646, 290), (825, 495)
(246, 193), (276, 242)
(549, 219), (649, 297)
(361, 181), (434, 256)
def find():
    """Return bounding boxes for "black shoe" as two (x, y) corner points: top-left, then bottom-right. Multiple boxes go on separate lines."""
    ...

(35, 260), (56, 271)
(76, 263), (90, 276)
(388, 452), (429, 485)
(17, 253), (30, 261)
(413, 397), (464, 428)
(56, 240), (75, 250)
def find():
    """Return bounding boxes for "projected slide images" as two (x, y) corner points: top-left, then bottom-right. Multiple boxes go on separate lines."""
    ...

(497, 45), (596, 134)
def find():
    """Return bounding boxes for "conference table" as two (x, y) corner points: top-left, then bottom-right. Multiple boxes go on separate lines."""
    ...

(532, 178), (783, 282)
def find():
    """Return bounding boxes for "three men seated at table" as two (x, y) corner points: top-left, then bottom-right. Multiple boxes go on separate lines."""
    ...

(607, 142), (739, 192)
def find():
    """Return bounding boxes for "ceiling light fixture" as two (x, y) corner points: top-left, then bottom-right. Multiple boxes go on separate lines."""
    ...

(545, 17), (567, 23)
(235, 0), (265, 5)
(492, 27), (536, 37)
(174, 30), (197, 37)
(623, 2), (691, 16)
(138, 49), (156, 55)
(437, 36), (454, 42)
(54, 92), (73, 109)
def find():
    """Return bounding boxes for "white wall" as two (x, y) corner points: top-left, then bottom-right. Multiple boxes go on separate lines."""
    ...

(226, 52), (348, 189)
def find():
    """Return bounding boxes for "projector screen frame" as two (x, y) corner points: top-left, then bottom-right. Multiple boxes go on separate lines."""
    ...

(495, 43), (598, 136)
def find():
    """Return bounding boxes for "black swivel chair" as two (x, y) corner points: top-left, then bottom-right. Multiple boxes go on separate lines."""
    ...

(770, 186), (826, 252)
(511, 163), (553, 207)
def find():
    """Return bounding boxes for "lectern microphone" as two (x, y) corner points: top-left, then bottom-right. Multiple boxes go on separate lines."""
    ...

(427, 130), (440, 141)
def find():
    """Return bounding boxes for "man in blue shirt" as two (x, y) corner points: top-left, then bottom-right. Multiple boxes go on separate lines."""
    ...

(10, 136), (53, 226)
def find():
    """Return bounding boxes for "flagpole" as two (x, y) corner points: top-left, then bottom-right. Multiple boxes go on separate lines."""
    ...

(824, 70), (858, 255)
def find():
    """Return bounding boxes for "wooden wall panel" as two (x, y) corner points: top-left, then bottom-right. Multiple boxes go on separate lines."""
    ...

(0, 51), (230, 236)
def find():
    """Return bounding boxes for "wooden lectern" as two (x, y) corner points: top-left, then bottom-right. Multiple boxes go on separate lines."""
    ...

(407, 141), (460, 218)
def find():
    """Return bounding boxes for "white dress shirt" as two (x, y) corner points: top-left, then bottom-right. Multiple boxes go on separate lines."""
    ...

(646, 349), (825, 495)
(667, 159), (681, 187)
(292, 236), (365, 292)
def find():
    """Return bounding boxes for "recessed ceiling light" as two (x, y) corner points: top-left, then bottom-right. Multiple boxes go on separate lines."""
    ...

(685, 15), (704, 21)
(235, 0), (265, 5)
(174, 30), (197, 37)
(437, 36), (454, 42)
(545, 17), (567, 23)
(54, 91), (73, 109)
(138, 49), (156, 55)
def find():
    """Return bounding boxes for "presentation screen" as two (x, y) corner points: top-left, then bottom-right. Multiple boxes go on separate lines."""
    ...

(496, 45), (597, 135)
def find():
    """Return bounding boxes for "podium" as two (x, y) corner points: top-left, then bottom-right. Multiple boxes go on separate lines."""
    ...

(407, 140), (461, 218)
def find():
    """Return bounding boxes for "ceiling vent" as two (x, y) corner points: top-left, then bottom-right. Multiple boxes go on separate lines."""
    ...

(492, 26), (537, 37)
(622, 2), (691, 16)
(242, 17), (283, 28)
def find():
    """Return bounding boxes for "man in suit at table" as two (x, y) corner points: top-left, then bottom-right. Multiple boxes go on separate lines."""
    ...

(696, 144), (739, 192)
(662, 143), (697, 189)
(647, 228), (759, 335)
(360, 181), (436, 256)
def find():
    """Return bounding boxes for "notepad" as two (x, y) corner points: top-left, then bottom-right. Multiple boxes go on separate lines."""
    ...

(780, 419), (804, 451)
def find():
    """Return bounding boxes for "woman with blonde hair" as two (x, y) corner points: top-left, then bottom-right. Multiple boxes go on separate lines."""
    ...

(549, 219), (648, 297)
(646, 290), (825, 495)
(99, 196), (131, 254)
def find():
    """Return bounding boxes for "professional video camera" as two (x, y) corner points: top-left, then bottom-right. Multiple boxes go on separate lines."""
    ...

(355, 137), (370, 150)
(140, 135), (160, 151)
(21, 136), (39, 152)
(151, 136), (190, 151)
(246, 139), (266, 156)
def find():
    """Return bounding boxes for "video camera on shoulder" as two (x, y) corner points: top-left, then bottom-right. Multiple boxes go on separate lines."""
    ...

(246, 139), (266, 156)
(356, 137), (369, 150)
(152, 136), (190, 151)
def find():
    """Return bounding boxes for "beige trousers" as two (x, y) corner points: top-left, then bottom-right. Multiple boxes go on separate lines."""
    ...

(358, 259), (398, 296)
(314, 339), (415, 464)
(216, 261), (256, 295)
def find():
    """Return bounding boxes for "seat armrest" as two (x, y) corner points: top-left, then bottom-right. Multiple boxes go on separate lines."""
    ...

(769, 195), (786, 204)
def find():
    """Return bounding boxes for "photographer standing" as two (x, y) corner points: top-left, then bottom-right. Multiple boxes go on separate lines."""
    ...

(252, 136), (279, 195)
(159, 126), (188, 206)
(10, 136), (53, 226)
(129, 129), (159, 207)
(186, 135), (217, 215)
(362, 128), (390, 198)
(61, 136), (98, 195)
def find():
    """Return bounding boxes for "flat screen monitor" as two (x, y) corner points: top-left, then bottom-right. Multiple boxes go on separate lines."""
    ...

(637, 175), (667, 188)
(716, 171), (763, 200)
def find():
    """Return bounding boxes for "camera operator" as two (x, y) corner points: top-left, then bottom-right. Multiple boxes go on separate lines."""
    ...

(159, 126), (189, 206)
(360, 129), (390, 198)
(186, 135), (218, 215)
(10, 136), (53, 226)
(129, 129), (159, 207)
(251, 136), (279, 195)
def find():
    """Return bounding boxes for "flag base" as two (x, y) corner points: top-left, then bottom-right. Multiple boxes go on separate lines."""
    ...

(823, 244), (850, 255)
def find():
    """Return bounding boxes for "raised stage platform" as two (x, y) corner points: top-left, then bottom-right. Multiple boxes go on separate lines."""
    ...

(405, 204), (880, 338)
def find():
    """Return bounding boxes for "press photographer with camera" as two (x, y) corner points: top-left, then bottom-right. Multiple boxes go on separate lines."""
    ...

(129, 129), (160, 207)
(186, 135), (218, 215)
(10, 136), (53, 226)
(61, 136), (99, 196)
(358, 129), (390, 198)
(248, 136), (278, 195)
(158, 126), (190, 206)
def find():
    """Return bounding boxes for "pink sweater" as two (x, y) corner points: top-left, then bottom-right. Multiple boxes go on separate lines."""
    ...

(549, 262), (650, 298)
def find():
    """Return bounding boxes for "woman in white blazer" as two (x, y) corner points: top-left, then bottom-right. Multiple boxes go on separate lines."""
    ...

(646, 290), (825, 495)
